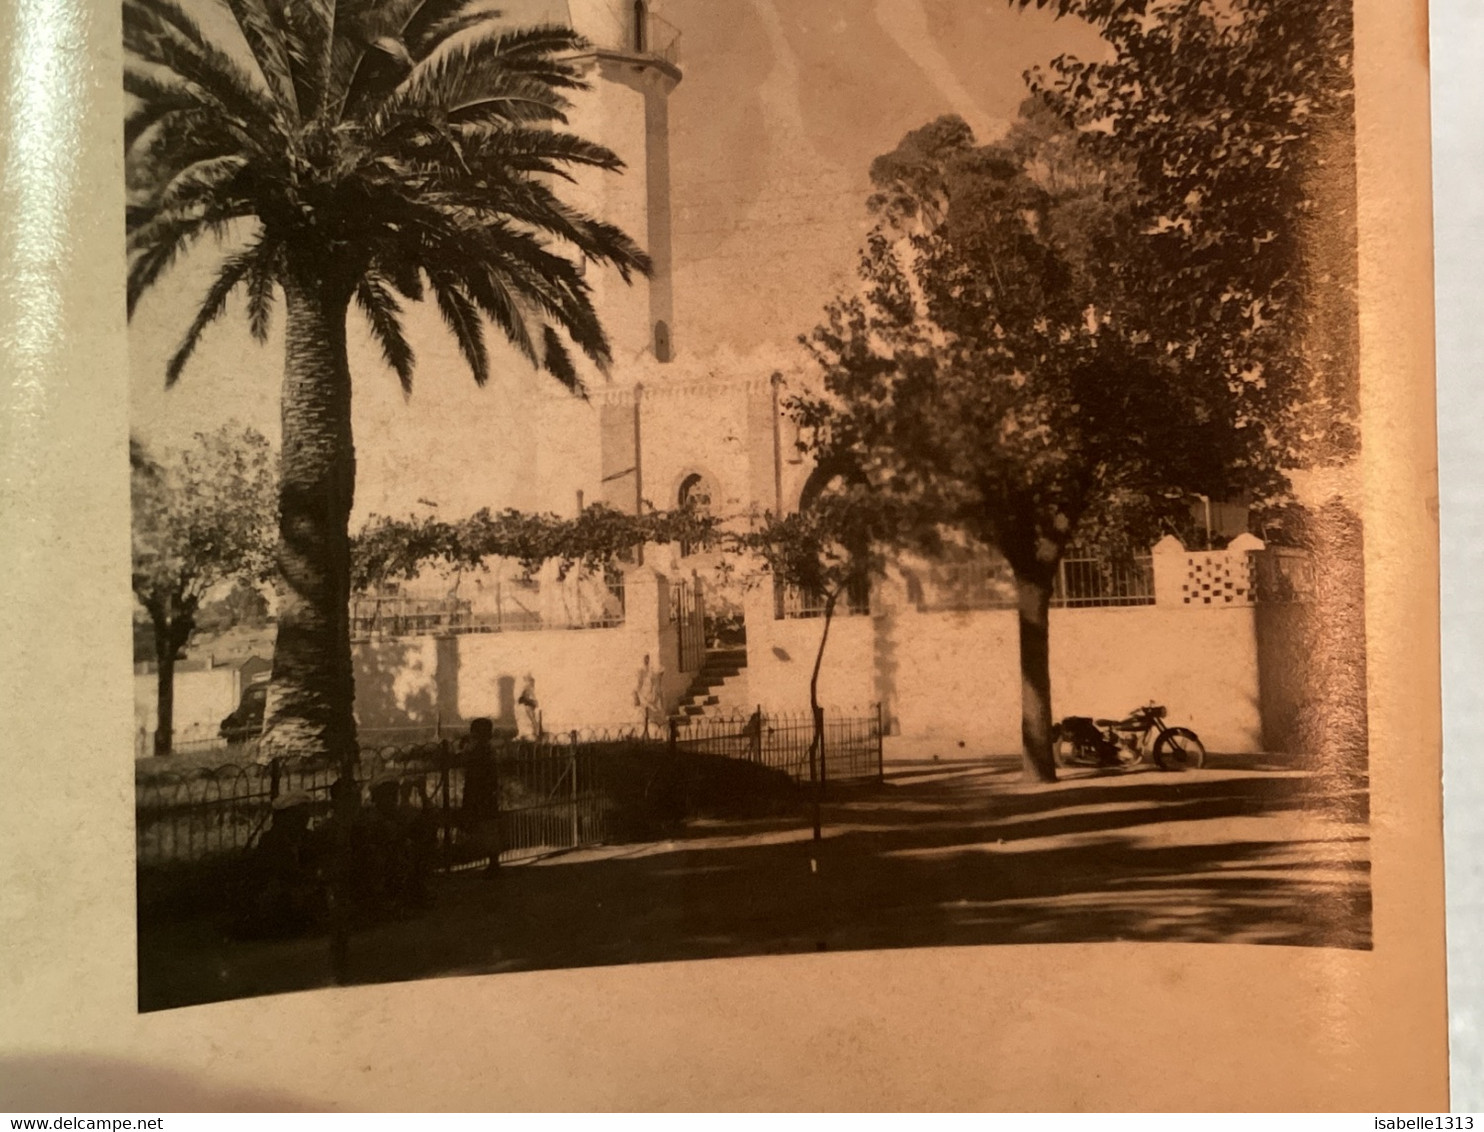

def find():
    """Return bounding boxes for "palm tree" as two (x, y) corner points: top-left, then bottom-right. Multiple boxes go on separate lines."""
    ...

(125, 0), (650, 767)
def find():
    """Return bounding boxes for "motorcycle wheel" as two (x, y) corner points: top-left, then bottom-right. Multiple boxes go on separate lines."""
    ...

(1052, 727), (1077, 768)
(1153, 728), (1206, 771)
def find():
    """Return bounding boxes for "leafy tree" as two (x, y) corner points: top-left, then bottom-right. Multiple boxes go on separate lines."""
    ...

(800, 104), (1235, 781)
(352, 504), (720, 589)
(195, 577), (272, 634)
(736, 487), (885, 838)
(801, 0), (1358, 782)
(1012, 0), (1359, 468)
(131, 425), (276, 755)
(125, 0), (650, 766)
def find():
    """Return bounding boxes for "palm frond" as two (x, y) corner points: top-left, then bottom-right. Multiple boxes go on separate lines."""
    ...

(447, 92), (571, 127)
(386, 26), (588, 120)
(541, 326), (586, 398)
(447, 178), (651, 283)
(124, 0), (284, 139)
(164, 241), (265, 385)
(452, 125), (627, 182)
(127, 200), (255, 315)
(245, 243), (280, 342)
(421, 213), (616, 369)
(375, 255), (425, 302)
(359, 191), (600, 352)
(356, 276), (416, 392)
(455, 264), (539, 367)
(125, 106), (254, 207)
(267, 0), (334, 121)
(431, 278), (489, 384)
(222, 0), (302, 121)
(400, 0), (483, 58)
(124, 0), (208, 50)
(330, 0), (426, 120)
(158, 154), (250, 210)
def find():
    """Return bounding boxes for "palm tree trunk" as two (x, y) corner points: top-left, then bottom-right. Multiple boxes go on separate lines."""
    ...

(1014, 568), (1058, 783)
(263, 271), (358, 769)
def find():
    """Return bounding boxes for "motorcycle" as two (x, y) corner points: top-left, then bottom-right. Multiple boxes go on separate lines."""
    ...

(1052, 703), (1206, 771)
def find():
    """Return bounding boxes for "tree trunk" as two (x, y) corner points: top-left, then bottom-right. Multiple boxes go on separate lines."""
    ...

(1014, 569), (1058, 783)
(262, 271), (358, 770)
(149, 596), (194, 756)
(807, 590), (838, 842)
(152, 606), (175, 758)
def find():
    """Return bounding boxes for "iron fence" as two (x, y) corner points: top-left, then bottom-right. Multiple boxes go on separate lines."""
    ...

(350, 575), (624, 640)
(1053, 555), (1155, 607)
(775, 579), (871, 620)
(671, 705), (883, 785)
(671, 579), (706, 672)
(136, 706), (882, 872)
(916, 554), (1155, 611)
(135, 735), (622, 870)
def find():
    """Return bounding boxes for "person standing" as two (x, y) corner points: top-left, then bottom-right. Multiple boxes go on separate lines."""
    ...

(634, 653), (666, 738)
(516, 674), (541, 740)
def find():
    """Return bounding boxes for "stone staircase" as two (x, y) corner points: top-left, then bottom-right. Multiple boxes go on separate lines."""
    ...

(671, 647), (751, 728)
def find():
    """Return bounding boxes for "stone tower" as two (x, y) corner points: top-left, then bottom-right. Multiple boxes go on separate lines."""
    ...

(489, 0), (681, 372)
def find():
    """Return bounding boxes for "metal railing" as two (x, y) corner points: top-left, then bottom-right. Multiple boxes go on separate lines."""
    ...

(135, 736), (617, 870)
(136, 706), (883, 872)
(670, 705), (883, 785)
(1053, 555), (1155, 608)
(350, 577), (625, 640)
(916, 554), (1155, 611)
(639, 10), (681, 65)
(670, 579), (706, 672)
(775, 578), (871, 620)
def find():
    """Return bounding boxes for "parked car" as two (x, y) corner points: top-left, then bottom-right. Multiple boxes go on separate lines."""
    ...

(220, 678), (269, 744)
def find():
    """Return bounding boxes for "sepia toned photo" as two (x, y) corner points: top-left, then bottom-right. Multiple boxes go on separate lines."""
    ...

(126, 0), (1371, 1015)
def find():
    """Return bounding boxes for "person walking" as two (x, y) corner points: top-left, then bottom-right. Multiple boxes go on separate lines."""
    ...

(634, 653), (666, 739)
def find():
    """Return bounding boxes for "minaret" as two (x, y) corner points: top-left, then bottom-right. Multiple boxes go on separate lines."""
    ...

(564, 0), (682, 370)
(484, 1), (682, 516)
(490, 0), (681, 371)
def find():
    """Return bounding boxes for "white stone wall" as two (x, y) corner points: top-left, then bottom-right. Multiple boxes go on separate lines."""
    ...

(133, 668), (241, 746)
(741, 539), (1281, 755)
(740, 580), (876, 714)
(351, 568), (695, 735)
(879, 603), (1263, 754)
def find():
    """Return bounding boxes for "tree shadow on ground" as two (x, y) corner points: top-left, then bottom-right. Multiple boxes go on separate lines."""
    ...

(138, 764), (1370, 1011)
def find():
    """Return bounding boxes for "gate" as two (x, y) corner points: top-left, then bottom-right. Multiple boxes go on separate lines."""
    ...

(671, 578), (706, 673)
(493, 736), (605, 863)
(671, 705), (884, 785)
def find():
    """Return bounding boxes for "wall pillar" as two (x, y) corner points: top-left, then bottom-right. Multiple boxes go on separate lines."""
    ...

(1152, 534), (1189, 608)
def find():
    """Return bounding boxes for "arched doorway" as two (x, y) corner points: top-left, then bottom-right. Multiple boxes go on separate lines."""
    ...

(786, 462), (871, 617)
(677, 471), (712, 558)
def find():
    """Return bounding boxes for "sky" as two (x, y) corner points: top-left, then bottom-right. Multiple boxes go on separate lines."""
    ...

(129, 0), (1108, 519)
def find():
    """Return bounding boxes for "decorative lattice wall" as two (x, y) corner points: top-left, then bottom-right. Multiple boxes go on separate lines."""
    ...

(1177, 552), (1257, 605)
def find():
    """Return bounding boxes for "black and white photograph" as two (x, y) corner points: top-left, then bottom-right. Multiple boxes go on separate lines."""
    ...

(125, 0), (1372, 1014)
